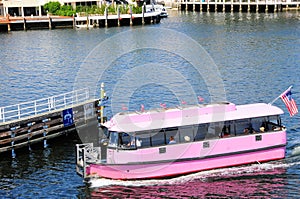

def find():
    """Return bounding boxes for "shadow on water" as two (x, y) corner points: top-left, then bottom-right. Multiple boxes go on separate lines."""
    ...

(0, 133), (89, 198)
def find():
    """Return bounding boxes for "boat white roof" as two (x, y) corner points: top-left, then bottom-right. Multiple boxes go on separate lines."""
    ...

(103, 102), (284, 133)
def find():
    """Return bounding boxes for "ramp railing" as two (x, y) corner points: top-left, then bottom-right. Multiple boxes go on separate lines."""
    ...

(0, 88), (89, 123)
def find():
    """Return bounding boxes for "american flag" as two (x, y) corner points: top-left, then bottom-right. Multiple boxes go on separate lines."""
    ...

(280, 87), (298, 117)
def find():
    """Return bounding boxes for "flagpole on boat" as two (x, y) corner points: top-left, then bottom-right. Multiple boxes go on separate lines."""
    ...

(269, 85), (293, 105)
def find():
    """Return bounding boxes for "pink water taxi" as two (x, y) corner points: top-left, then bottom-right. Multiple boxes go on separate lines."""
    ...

(76, 102), (286, 180)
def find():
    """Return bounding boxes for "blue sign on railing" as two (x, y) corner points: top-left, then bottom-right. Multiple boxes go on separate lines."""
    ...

(63, 108), (74, 127)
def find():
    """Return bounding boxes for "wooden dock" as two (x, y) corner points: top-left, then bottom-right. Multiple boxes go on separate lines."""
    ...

(0, 88), (105, 157)
(179, 0), (300, 12)
(0, 11), (162, 31)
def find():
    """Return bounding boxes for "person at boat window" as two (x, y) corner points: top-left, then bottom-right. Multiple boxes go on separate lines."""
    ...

(184, 136), (191, 142)
(243, 128), (249, 134)
(169, 136), (176, 144)
(220, 125), (230, 138)
(260, 121), (269, 132)
(127, 134), (142, 148)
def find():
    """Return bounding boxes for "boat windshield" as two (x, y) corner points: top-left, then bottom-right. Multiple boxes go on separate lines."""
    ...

(108, 132), (142, 149)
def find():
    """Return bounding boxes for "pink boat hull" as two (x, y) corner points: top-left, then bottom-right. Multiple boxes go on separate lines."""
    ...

(86, 136), (286, 180)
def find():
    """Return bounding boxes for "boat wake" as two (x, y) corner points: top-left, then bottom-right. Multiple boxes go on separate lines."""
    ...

(89, 160), (300, 188)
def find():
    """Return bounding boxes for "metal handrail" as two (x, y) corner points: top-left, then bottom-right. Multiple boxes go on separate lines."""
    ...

(0, 88), (90, 123)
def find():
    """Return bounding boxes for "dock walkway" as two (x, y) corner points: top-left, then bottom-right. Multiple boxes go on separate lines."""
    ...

(179, 0), (300, 12)
(0, 88), (102, 157)
(0, 11), (162, 31)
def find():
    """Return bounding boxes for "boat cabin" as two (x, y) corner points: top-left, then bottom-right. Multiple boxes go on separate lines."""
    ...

(102, 102), (284, 151)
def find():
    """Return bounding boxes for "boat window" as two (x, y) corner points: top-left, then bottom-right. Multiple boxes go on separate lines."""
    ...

(165, 127), (179, 144)
(137, 131), (151, 148)
(251, 117), (265, 133)
(108, 131), (119, 147)
(207, 122), (223, 139)
(220, 121), (233, 137)
(268, 115), (282, 131)
(151, 129), (165, 147)
(194, 124), (208, 141)
(179, 126), (194, 143)
(235, 119), (251, 135)
(120, 133), (131, 146)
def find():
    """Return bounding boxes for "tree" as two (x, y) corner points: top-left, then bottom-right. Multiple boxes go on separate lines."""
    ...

(44, 2), (61, 14)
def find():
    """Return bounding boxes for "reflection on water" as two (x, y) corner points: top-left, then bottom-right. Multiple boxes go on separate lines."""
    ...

(89, 161), (300, 198)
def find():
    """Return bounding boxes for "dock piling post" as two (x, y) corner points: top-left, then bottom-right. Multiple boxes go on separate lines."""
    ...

(43, 129), (48, 148)
(23, 17), (27, 31)
(86, 15), (89, 29)
(11, 132), (16, 158)
(49, 17), (52, 29)
(42, 119), (49, 148)
(130, 5), (133, 26)
(7, 23), (11, 32)
(100, 83), (105, 124)
(142, 3), (145, 24)
(117, 6), (120, 26)
(207, 0), (210, 12)
(73, 14), (75, 29)
(28, 129), (32, 151)
(200, 1), (202, 12)
(105, 7), (108, 28)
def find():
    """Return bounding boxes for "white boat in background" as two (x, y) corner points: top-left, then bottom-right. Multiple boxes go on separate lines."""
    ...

(146, 4), (168, 17)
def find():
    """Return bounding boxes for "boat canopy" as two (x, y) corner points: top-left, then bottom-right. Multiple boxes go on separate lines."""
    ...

(103, 102), (284, 133)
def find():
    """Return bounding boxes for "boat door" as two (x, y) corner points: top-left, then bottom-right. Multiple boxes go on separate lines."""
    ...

(99, 126), (109, 162)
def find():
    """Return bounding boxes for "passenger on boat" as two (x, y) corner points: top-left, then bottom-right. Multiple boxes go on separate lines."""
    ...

(128, 134), (142, 147)
(220, 126), (230, 137)
(244, 128), (249, 134)
(184, 136), (191, 142)
(169, 136), (176, 144)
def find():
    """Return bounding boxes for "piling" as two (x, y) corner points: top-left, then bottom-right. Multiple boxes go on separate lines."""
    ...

(49, 17), (52, 29)
(142, 4), (145, 25)
(130, 5), (133, 26)
(117, 6), (121, 26)
(23, 18), (27, 31)
(105, 7), (108, 27)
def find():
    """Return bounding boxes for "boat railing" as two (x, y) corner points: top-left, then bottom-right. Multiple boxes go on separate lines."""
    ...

(0, 88), (90, 123)
(76, 143), (100, 178)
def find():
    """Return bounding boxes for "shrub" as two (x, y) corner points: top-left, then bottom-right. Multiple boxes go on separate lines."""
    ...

(44, 1), (61, 14)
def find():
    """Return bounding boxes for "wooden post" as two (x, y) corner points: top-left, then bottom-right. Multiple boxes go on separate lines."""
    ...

(117, 6), (120, 26)
(105, 7), (108, 28)
(142, 4), (145, 25)
(130, 5), (133, 26)
(200, 0), (203, 11)
(7, 23), (11, 32)
(23, 17), (27, 31)
(185, 0), (187, 11)
(86, 15), (89, 29)
(208, 0), (210, 12)
(49, 17), (52, 29)
(100, 83), (105, 124)
(73, 14), (76, 29)
(7, 14), (11, 32)
(248, 0), (250, 12)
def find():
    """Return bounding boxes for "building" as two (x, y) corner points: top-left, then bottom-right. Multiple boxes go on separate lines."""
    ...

(0, 0), (105, 17)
